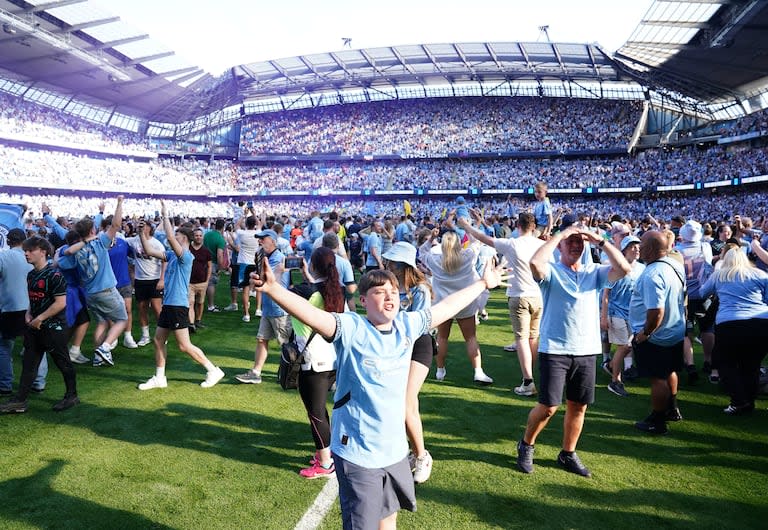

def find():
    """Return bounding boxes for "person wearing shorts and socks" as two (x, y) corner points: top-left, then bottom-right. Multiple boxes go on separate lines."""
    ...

(630, 231), (686, 435)
(135, 201), (225, 390)
(62, 196), (128, 367)
(126, 219), (165, 347)
(516, 223), (630, 477)
(251, 256), (505, 530)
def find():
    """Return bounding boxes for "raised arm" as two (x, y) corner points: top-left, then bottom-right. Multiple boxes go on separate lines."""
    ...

(252, 257), (336, 338)
(105, 195), (124, 241)
(457, 210), (496, 248)
(160, 200), (183, 257)
(430, 259), (505, 328)
(139, 220), (165, 260)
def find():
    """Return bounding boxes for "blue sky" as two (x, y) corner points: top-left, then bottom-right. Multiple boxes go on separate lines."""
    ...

(92, 0), (653, 75)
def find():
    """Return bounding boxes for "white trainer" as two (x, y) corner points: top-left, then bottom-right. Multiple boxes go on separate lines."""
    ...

(138, 375), (168, 390)
(242, 315), (251, 322)
(435, 367), (446, 381)
(201, 367), (225, 388)
(123, 335), (138, 349)
(137, 336), (152, 347)
(514, 381), (537, 396)
(503, 343), (517, 352)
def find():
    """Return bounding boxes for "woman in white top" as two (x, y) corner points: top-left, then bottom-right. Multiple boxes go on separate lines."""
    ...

(419, 224), (493, 385)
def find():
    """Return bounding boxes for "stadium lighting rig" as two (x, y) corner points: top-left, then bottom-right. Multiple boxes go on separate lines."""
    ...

(0, 8), (131, 82)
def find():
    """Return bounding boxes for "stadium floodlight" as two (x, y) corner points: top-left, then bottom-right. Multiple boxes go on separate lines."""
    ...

(0, 8), (131, 82)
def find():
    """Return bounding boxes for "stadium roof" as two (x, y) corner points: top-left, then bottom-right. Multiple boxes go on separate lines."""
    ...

(0, 0), (766, 127)
(615, 0), (768, 112)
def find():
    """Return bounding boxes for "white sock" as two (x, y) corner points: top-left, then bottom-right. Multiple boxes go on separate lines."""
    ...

(99, 342), (112, 351)
(624, 357), (633, 370)
(124, 331), (133, 339)
(474, 367), (485, 377)
(141, 326), (150, 338)
(69, 345), (81, 354)
(203, 360), (216, 372)
(155, 366), (165, 378)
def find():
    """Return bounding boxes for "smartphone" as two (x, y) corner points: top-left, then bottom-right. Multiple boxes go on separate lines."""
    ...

(285, 256), (303, 270)
(255, 249), (266, 278)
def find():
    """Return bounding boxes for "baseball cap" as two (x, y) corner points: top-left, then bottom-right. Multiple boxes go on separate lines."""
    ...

(560, 213), (578, 230)
(254, 229), (278, 241)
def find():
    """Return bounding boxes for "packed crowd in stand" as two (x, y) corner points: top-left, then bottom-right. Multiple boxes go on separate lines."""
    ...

(0, 93), (145, 151)
(240, 97), (643, 155)
(3, 141), (768, 195)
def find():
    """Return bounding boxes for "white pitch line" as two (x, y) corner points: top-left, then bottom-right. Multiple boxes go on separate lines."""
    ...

(294, 477), (339, 530)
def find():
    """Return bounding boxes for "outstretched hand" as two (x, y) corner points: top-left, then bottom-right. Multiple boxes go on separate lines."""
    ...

(482, 258), (511, 290)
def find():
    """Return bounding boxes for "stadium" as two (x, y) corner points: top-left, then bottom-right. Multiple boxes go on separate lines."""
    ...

(1, 0), (767, 529)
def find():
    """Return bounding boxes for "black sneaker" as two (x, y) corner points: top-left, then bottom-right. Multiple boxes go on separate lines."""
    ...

(556, 451), (591, 477)
(635, 414), (668, 435)
(607, 381), (629, 397)
(52, 395), (80, 412)
(665, 407), (683, 422)
(623, 366), (639, 381)
(195, 321), (206, 329)
(686, 365), (699, 385)
(723, 402), (755, 415)
(516, 440), (535, 474)
(0, 398), (28, 414)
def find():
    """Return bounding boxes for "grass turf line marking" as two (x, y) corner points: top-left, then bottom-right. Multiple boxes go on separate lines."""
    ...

(294, 477), (339, 530)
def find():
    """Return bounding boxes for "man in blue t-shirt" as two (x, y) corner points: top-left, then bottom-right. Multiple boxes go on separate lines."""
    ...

(365, 221), (384, 271)
(135, 201), (224, 391)
(235, 229), (291, 385)
(62, 196), (127, 367)
(629, 230), (686, 435)
(251, 255), (503, 530)
(516, 223), (630, 478)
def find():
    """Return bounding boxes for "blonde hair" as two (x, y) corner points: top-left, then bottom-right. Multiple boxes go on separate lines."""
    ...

(534, 181), (548, 192)
(440, 231), (462, 274)
(713, 247), (759, 283)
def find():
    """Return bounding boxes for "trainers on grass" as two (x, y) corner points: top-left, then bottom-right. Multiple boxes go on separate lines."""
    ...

(514, 381), (537, 396)
(474, 372), (494, 386)
(201, 367), (225, 388)
(223, 303), (238, 311)
(435, 367), (446, 381)
(607, 381), (629, 397)
(412, 450), (433, 484)
(69, 349), (90, 364)
(557, 451), (591, 477)
(516, 440), (534, 474)
(94, 345), (114, 366)
(635, 414), (668, 435)
(665, 407), (683, 422)
(601, 358), (613, 377)
(52, 395), (80, 411)
(299, 461), (335, 479)
(503, 343), (517, 352)
(0, 398), (28, 414)
(235, 370), (261, 384)
(242, 314), (251, 323)
(137, 336), (152, 347)
(138, 375), (168, 390)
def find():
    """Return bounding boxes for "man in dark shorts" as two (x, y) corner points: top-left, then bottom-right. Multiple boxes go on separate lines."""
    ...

(516, 221), (630, 477)
(630, 231), (686, 435)
(126, 219), (165, 347)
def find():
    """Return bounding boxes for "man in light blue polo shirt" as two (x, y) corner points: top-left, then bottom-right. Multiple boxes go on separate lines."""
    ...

(365, 220), (383, 271)
(516, 221), (630, 478)
(630, 230), (686, 435)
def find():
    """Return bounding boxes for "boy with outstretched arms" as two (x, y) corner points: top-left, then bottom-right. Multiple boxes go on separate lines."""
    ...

(252, 255), (505, 530)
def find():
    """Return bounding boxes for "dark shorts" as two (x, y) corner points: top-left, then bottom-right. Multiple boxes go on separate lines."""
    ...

(333, 454), (416, 529)
(157, 305), (191, 330)
(538, 353), (597, 406)
(411, 334), (434, 368)
(73, 306), (90, 327)
(633, 339), (684, 379)
(134, 279), (163, 301)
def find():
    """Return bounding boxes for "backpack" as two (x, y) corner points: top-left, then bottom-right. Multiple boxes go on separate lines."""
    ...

(278, 331), (316, 390)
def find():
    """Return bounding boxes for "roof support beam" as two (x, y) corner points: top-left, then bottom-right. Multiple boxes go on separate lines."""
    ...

(89, 34), (149, 50)
(54, 16), (119, 33)
(123, 51), (174, 66)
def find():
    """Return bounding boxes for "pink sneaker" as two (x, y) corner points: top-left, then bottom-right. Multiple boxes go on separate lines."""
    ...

(299, 461), (335, 479)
